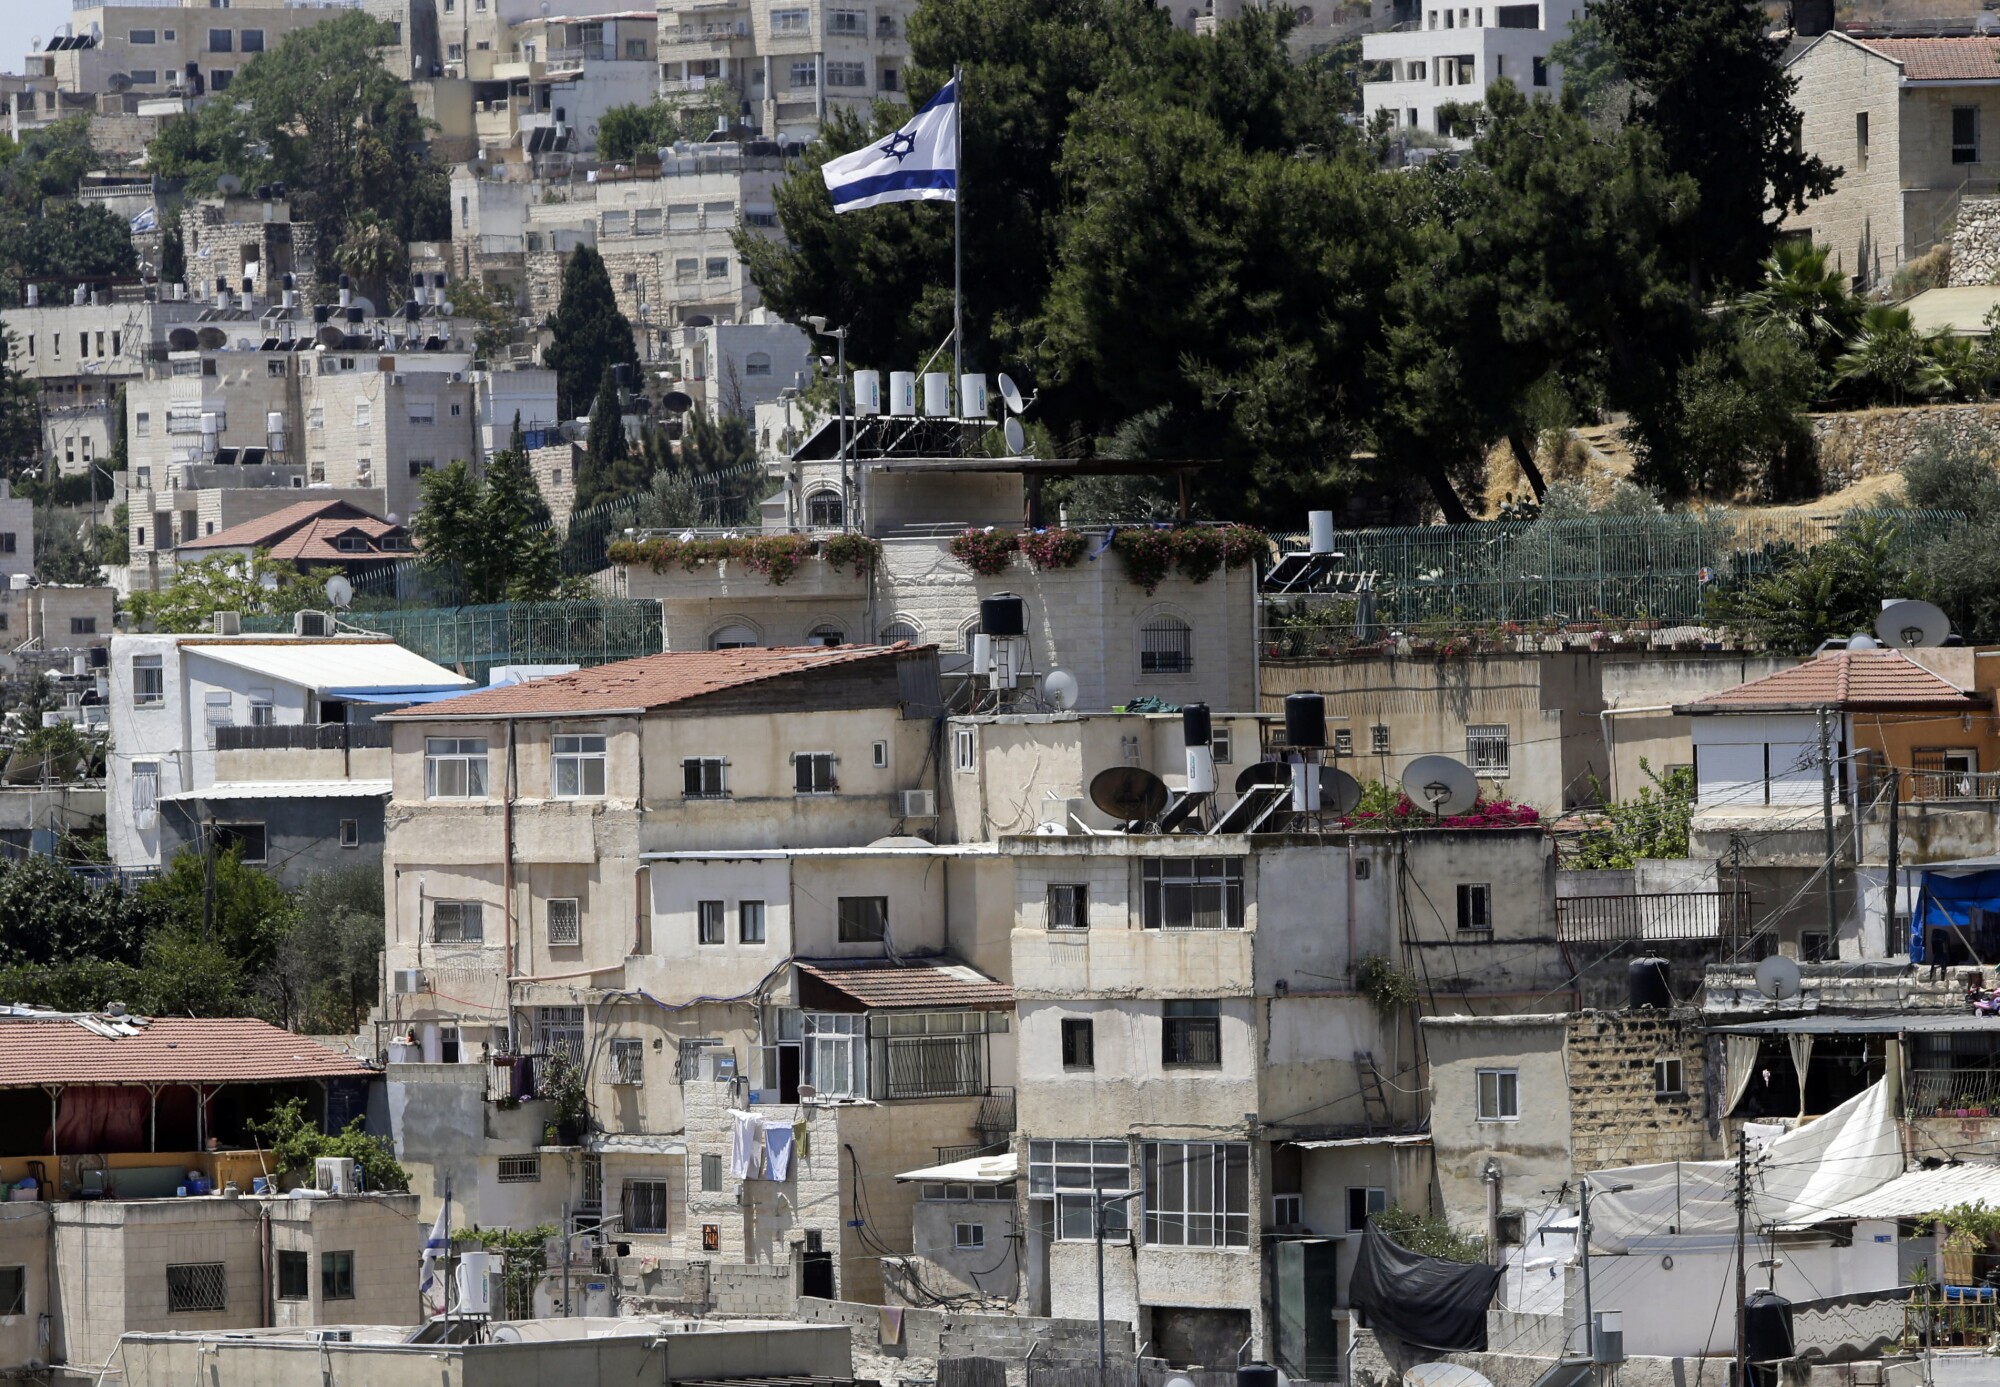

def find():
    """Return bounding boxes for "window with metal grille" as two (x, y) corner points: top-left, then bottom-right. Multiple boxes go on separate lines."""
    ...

(838, 896), (887, 942)
(547, 898), (580, 946)
(794, 752), (836, 793)
(624, 1179), (670, 1233)
(498, 1155), (541, 1183)
(321, 1251), (354, 1300)
(1139, 615), (1193, 673)
(1162, 1000), (1222, 1066)
(1142, 1141), (1250, 1247)
(1466, 724), (1509, 773)
(1333, 728), (1353, 757)
(868, 1011), (984, 1099)
(1029, 1140), (1130, 1241)
(167, 1263), (226, 1312)
(275, 1251), (308, 1300)
(1655, 1056), (1684, 1097)
(805, 488), (843, 528)
(739, 900), (766, 944)
(553, 734), (607, 797)
(611, 1039), (644, 1085)
(1371, 724), (1391, 754)
(683, 757), (727, 797)
(697, 900), (725, 945)
(1061, 1017), (1094, 1069)
(1456, 883), (1492, 932)
(537, 1006), (584, 1064)
(433, 901), (484, 943)
(1141, 858), (1244, 930)
(789, 60), (817, 86)
(1047, 884), (1088, 930)
(677, 1037), (719, 1081)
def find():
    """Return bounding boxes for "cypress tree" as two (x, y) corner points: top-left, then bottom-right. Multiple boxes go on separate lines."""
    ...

(575, 368), (649, 511)
(543, 246), (638, 420)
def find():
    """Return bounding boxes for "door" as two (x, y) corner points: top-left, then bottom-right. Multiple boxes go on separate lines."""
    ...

(777, 1046), (801, 1103)
(801, 1230), (834, 1299)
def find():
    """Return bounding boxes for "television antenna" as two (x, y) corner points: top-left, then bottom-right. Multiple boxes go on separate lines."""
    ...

(1754, 954), (1801, 1002)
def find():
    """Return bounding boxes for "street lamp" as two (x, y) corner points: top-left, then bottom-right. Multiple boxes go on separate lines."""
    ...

(805, 315), (849, 530)
(1092, 1189), (1143, 1387)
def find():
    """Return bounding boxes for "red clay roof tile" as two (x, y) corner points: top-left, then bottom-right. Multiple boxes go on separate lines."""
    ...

(1682, 651), (1988, 712)
(795, 960), (1015, 1011)
(1854, 36), (2000, 80)
(0, 1015), (375, 1088)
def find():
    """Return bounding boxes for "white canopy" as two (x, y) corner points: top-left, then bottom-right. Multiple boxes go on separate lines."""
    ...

(894, 1152), (1018, 1185)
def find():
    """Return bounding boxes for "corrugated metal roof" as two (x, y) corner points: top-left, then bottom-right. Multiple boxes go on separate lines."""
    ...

(0, 1014), (375, 1087)
(186, 641), (471, 695)
(1712, 1015), (1995, 1034)
(1679, 651), (1985, 713)
(895, 1152), (1018, 1184)
(1291, 1133), (1433, 1150)
(160, 779), (392, 802)
(1780, 1163), (2000, 1225)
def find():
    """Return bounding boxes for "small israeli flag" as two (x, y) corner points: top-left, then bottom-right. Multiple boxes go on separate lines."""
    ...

(418, 1198), (450, 1302)
(820, 78), (958, 213)
(129, 206), (157, 233)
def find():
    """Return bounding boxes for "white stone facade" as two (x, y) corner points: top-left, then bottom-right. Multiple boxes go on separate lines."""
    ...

(1361, 0), (1583, 139)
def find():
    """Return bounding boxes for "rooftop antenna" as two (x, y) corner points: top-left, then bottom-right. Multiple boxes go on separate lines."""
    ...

(1400, 755), (1479, 821)
(324, 575), (354, 610)
(1041, 669), (1078, 711)
(997, 373), (1037, 415)
(1002, 416), (1027, 457)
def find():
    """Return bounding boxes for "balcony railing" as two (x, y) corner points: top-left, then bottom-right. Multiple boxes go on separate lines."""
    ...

(214, 723), (392, 752)
(1906, 769), (2000, 803)
(871, 1034), (982, 1100)
(1554, 889), (1752, 943)
(1907, 1068), (2000, 1117)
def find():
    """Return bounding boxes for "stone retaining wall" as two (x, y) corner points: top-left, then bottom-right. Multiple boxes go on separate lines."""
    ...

(1810, 403), (2000, 491)
(1949, 196), (2000, 286)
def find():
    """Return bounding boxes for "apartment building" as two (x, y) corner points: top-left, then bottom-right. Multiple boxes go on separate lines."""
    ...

(1360, 0), (1581, 139)
(105, 632), (472, 880)
(24, 1), (357, 111)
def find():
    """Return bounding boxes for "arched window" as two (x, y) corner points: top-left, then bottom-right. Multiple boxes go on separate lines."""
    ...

(1140, 614), (1193, 673)
(806, 489), (844, 529)
(710, 624), (759, 650)
(807, 624), (846, 647)
(879, 619), (921, 645)
(745, 351), (773, 377)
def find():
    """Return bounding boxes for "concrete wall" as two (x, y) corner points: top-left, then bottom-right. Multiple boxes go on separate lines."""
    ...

(1420, 1015), (1572, 1233)
(0, 1203), (50, 1372)
(794, 1296), (1132, 1387)
(1564, 1010), (1715, 1173)
(157, 793), (383, 887)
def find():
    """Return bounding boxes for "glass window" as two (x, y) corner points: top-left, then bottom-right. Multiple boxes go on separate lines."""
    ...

(213, 823), (265, 864)
(804, 490), (845, 529)
(552, 733), (607, 797)
(705, 256), (730, 280)
(740, 900), (766, 944)
(954, 728), (976, 773)
(133, 655), (164, 705)
(1028, 1140), (1131, 1241)
(497, 1155), (540, 1182)
(547, 897), (580, 946)
(805, 1012), (867, 1096)
(1955, 106), (1980, 164)
(1047, 884), (1088, 930)
(829, 9), (865, 31)
(275, 1250), (308, 1300)
(1142, 1141), (1249, 1247)
(1162, 1000), (1221, 1066)
(697, 899), (725, 945)
(1346, 1186), (1388, 1232)
(795, 752), (836, 794)
(339, 819), (358, 848)
(1140, 615), (1193, 673)
(611, 1039), (644, 1084)
(240, 28), (263, 51)
(838, 896), (887, 943)
(955, 1223), (986, 1248)
(789, 59), (817, 88)
(624, 1179), (670, 1233)
(433, 901), (484, 943)
(771, 9), (809, 30)
(701, 1153), (722, 1191)
(130, 28), (157, 42)
(1061, 1017), (1094, 1068)
(425, 737), (489, 798)
(538, 1006), (584, 1064)
(1466, 724), (1509, 773)
(1477, 1067), (1520, 1120)
(208, 28), (233, 51)
(1141, 858), (1245, 929)
(320, 1251), (354, 1300)
(1457, 882), (1492, 932)
(709, 624), (757, 649)
(826, 61), (867, 87)
(1655, 1056), (1684, 1096)
(133, 761), (159, 813)
(167, 1263), (226, 1312)
(683, 757), (727, 797)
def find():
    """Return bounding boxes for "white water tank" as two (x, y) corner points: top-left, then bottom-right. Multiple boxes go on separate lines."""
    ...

(922, 372), (952, 418)
(456, 1251), (494, 1314)
(1309, 510), (1336, 555)
(888, 371), (917, 417)
(23, 285), (36, 307)
(853, 369), (881, 416)
(959, 373), (989, 417)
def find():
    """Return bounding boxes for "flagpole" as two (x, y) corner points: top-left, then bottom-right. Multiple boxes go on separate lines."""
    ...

(952, 63), (963, 399)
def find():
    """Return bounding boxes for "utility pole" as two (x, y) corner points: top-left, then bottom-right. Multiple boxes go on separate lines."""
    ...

(1734, 1133), (1749, 1387)
(1886, 767), (1902, 959)
(1094, 1191), (1139, 1387)
(1819, 707), (1839, 943)
(1579, 1180), (1595, 1378)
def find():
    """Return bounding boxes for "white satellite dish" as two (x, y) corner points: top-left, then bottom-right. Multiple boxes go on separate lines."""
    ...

(489, 1325), (523, 1344)
(1755, 954), (1802, 1001)
(1043, 669), (1079, 710)
(1401, 754), (1480, 817)
(1003, 416), (1026, 456)
(998, 373), (1029, 415)
(1875, 599), (1950, 649)
(216, 173), (242, 195)
(1847, 633), (1880, 650)
(324, 575), (354, 609)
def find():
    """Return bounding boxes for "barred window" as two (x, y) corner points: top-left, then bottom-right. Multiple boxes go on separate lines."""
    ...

(677, 1037), (720, 1081)
(1140, 615), (1193, 673)
(1047, 884), (1088, 930)
(1141, 858), (1244, 930)
(498, 1155), (541, 1183)
(806, 489), (844, 528)
(547, 898), (580, 946)
(624, 1179), (671, 1233)
(1162, 999), (1221, 1066)
(167, 1263), (226, 1312)
(794, 752), (836, 794)
(1466, 724), (1509, 773)
(612, 1039), (644, 1085)
(683, 756), (727, 797)
(1371, 724), (1391, 755)
(538, 1006), (584, 1064)
(433, 901), (484, 943)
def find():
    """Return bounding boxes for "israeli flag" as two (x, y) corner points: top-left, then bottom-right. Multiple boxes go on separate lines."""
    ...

(418, 1199), (450, 1301)
(821, 78), (957, 213)
(129, 206), (157, 233)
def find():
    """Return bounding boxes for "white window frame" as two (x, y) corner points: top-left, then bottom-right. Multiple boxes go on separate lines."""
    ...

(433, 900), (485, 944)
(132, 761), (160, 814)
(953, 1222), (986, 1249)
(425, 737), (489, 799)
(552, 733), (607, 798)
(611, 1038), (644, 1085)
(1029, 1140), (1131, 1241)
(953, 728), (976, 773)
(132, 655), (164, 706)
(1466, 723), (1510, 774)
(1275, 1192), (1304, 1228)
(1655, 1056), (1684, 1097)
(697, 899), (726, 945)
(1346, 1185), (1387, 1232)
(804, 1012), (866, 1097)
(1141, 1140), (1251, 1248)
(1457, 882), (1493, 932)
(1477, 1067), (1520, 1121)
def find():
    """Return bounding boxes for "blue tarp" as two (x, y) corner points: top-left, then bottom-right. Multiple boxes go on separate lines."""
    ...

(331, 686), (480, 704)
(1912, 867), (2000, 962)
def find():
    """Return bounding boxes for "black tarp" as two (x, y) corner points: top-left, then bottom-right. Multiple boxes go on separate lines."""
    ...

(1349, 1222), (1503, 1352)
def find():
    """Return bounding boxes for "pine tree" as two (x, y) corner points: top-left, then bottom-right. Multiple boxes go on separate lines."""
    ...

(575, 369), (648, 512)
(543, 247), (638, 420)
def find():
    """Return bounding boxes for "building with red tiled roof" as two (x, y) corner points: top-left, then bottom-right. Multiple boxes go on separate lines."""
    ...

(175, 498), (413, 575)
(1677, 651), (1990, 715)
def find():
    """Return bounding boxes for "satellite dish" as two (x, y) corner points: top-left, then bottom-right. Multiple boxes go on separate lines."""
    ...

(998, 373), (1028, 415)
(1404, 1367), (1498, 1387)
(1321, 766), (1363, 816)
(1090, 766), (1170, 824)
(489, 1325), (523, 1344)
(1875, 599), (1950, 649)
(661, 390), (694, 414)
(1234, 760), (1289, 793)
(1846, 633), (1880, 650)
(1755, 954), (1802, 1002)
(1163, 1376), (1198, 1387)
(1003, 416), (1026, 455)
(1401, 755), (1480, 817)
(324, 575), (354, 609)
(216, 174), (242, 195)
(1042, 669), (1078, 710)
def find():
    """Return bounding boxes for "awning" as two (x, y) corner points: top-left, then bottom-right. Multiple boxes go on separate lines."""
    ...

(1712, 1015), (1999, 1035)
(794, 959), (1014, 1012)
(1775, 1163), (2000, 1226)
(161, 779), (391, 802)
(895, 1152), (1018, 1185)
(1291, 1133), (1432, 1151)
(332, 687), (480, 704)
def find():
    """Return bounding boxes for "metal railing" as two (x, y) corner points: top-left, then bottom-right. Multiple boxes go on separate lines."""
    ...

(871, 1034), (983, 1100)
(214, 723), (393, 752)
(1906, 1068), (2000, 1117)
(1554, 890), (1752, 943)
(1906, 1288), (2000, 1348)
(1906, 769), (2000, 803)
(932, 1138), (1008, 1165)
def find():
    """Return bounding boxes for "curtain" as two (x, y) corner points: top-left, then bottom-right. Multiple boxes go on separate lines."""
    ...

(1725, 1035), (1760, 1116)
(1788, 1034), (1815, 1117)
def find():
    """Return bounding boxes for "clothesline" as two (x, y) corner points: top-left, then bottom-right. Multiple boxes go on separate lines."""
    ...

(730, 1108), (809, 1183)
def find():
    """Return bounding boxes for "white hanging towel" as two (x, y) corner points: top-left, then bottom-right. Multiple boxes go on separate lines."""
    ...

(764, 1120), (795, 1181)
(729, 1109), (760, 1180)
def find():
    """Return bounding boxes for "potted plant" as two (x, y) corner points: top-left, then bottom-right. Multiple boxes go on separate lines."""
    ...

(538, 1049), (589, 1146)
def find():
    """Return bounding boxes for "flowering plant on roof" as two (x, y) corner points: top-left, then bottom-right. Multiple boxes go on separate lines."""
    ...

(1019, 526), (1087, 571)
(949, 527), (1020, 576)
(821, 532), (882, 576)
(1334, 792), (1541, 830)
(737, 534), (814, 585)
(1112, 524), (1270, 594)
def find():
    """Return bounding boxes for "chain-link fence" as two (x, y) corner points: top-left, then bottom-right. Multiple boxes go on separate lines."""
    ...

(240, 600), (662, 683)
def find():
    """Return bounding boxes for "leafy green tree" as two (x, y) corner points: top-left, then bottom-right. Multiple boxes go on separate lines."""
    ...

(1591, 0), (1837, 293)
(598, 98), (736, 161)
(142, 845), (295, 976)
(1662, 323), (1818, 500)
(1835, 306), (1935, 406)
(1546, 12), (1627, 118)
(249, 1096), (409, 1191)
(126, 551), (341, 631)
(331, 212), (408, 310)
(542, 246), (637, 420)
(412, 428), (562, 602)
(1739, 241), (1860, 365)
(576, 369), (647, 510)
(1901, 423), (2000, 516)
(450, 273), (519, 362)
(0, 202), (141, 300)
(1707, 513), (1908, 653)
(0, 854), (161, 967)
(273, 868), (384, 1034)
(1571, 761), (1695, 867)
(0, 330), (40, 477)
(137, 924), (253, 1016)
(0, 117), (98, 211)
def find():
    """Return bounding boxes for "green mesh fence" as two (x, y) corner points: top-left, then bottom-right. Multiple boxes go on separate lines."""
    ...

(241, 600), (663, 683)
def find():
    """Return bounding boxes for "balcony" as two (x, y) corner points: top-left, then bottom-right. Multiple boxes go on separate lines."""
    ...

(1553, 889), (1754, 944)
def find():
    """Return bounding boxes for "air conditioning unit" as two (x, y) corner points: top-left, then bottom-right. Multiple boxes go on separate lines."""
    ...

(393, 968), (429, 995)
(314, 1157), (356, 1194)
(391, 373), (406, 385)
(899, 788), (936, 819)
(317, 1330), (353, 1343)
(212, 610), (240, 635)
(294, 609), (332, 637)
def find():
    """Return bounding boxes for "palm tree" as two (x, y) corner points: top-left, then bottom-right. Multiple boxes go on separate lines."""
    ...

(1835, 305), (1935, 406)
(331, 214), (407, 310)
(1742, 240), (1861, 358)
(1925, 330), (1992, 402)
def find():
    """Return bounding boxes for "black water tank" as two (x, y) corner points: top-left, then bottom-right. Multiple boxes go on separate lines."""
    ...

(1790, 0), (1833, 36)
(1183, 702), (1212, 747)
(1629, 957), (1672, 1010)
(1743, 1289), (1794, 1363)
(980, 595), (1025, 637)
(1238, 1365), (1279, 1387)
(1284, 692), (1326, 748)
